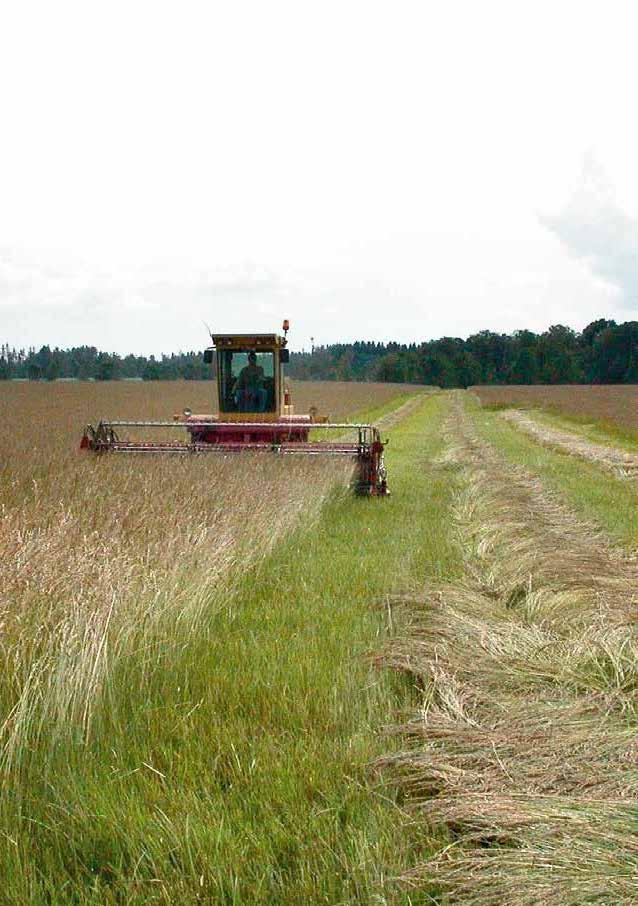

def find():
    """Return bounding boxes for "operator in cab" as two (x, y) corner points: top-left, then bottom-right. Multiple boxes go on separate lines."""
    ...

(233, 351), (266, 412)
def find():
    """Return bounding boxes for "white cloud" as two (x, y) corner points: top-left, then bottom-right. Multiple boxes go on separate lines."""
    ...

(0, 249), (295, 353)
(540, 154), (638, 312)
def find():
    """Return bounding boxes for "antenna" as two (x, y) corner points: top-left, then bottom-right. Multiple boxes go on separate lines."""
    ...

(203, 321), (214, 342)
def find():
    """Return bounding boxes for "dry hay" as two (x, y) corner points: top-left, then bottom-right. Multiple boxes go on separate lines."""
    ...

(377, 394), (638, 903)
(501, 409), (638, 477)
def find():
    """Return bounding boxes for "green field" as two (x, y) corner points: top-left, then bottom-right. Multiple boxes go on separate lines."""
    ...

(3, 385), (638, 903)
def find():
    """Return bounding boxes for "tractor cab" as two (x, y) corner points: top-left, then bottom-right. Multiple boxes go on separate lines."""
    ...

(191, 320), (311, 443)
(204, 330), (291, 421)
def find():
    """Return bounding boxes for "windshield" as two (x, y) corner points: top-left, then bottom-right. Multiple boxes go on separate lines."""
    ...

(218, 349), (276, 413)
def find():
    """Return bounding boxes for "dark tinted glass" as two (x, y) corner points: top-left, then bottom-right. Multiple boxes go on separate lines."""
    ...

(218, 350), (276, 413)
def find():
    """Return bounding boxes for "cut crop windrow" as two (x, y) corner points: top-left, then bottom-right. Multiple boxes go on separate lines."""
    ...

(501, 408), (638, 478)
(377, 392), (638, 904)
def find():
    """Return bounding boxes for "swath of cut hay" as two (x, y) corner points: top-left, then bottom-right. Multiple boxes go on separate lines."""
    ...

(502, 409), (638, 478)
(376, 395), (638, 904)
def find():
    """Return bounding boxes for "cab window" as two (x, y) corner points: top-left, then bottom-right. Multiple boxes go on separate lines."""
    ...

(218, 350), (276, 413)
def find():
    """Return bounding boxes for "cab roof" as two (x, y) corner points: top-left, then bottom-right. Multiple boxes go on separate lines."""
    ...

(212, 334), (286, 348)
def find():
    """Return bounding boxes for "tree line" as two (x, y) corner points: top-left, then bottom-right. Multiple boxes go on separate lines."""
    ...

(3, 319), (638, 385)
(0, 346), (213, 382)
(292, 319), (638, 385)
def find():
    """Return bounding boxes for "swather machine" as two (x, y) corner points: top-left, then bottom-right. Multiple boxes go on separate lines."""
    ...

(81, 320), (389, 495)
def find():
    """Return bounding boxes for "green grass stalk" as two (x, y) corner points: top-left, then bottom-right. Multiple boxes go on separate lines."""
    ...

(0, 393), (457, 904)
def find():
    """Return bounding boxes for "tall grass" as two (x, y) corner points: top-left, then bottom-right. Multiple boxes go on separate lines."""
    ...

(0, 382), (453, 903)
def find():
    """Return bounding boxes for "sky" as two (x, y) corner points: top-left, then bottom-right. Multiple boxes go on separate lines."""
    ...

(2, 0), (638, 354)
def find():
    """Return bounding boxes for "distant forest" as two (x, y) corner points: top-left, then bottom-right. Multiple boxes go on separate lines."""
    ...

(3, 319), (638, 386)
